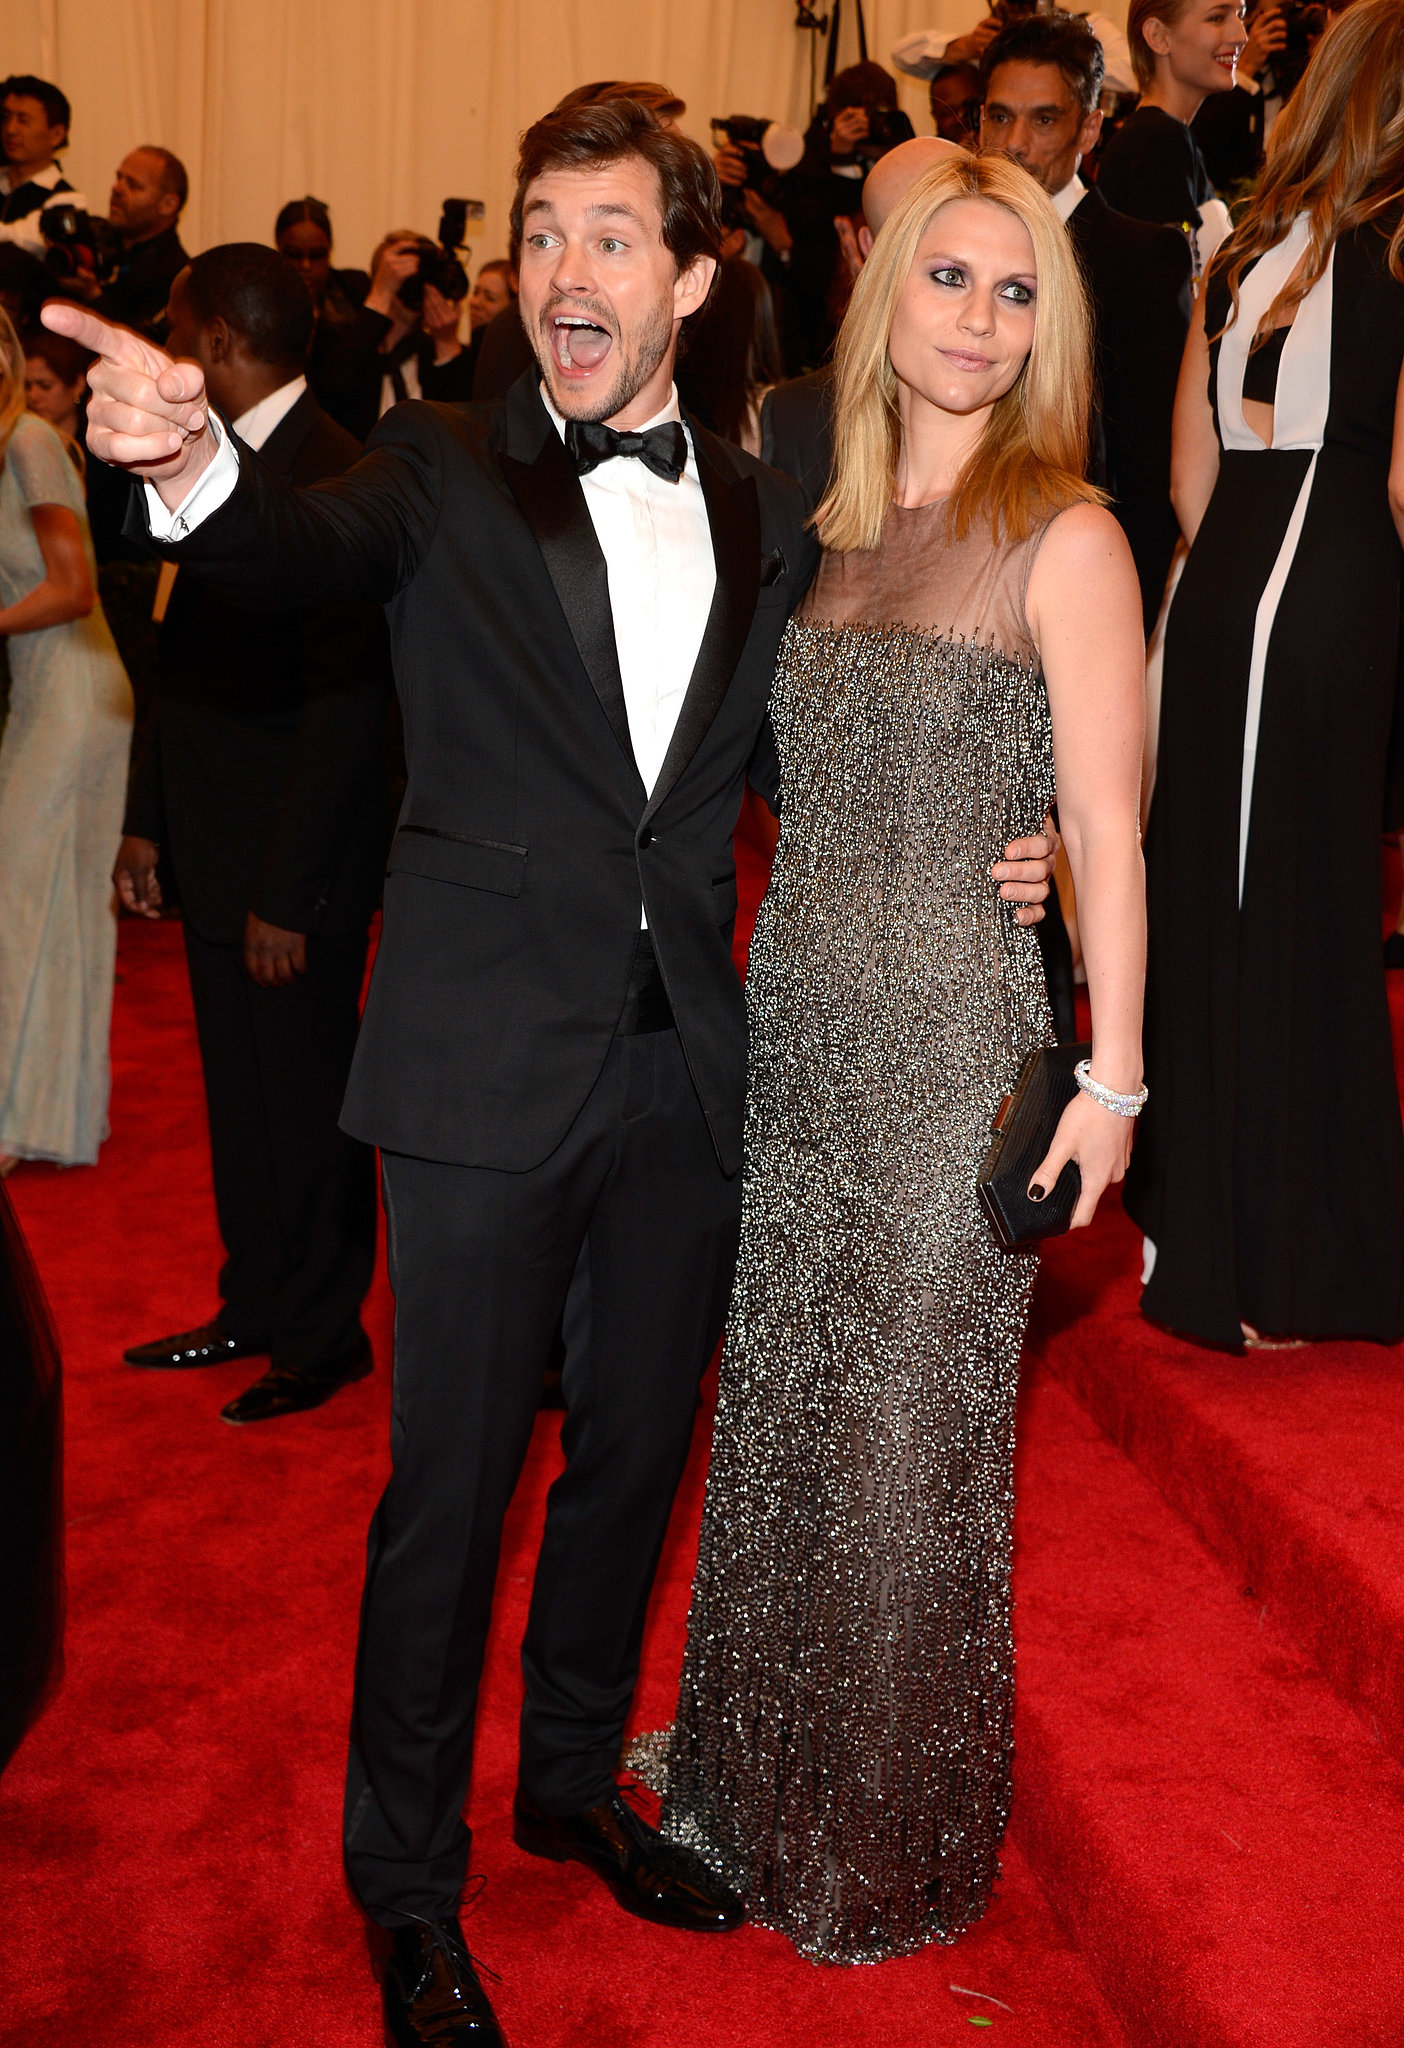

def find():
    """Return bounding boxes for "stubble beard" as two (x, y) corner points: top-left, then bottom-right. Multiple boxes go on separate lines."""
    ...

(532, 291), (676, 424)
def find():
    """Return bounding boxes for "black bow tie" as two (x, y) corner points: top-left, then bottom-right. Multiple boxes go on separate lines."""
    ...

(565, 417), (688, 484)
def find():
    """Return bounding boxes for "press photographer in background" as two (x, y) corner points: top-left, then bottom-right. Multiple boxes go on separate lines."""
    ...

(781, 61), (915, 367)
(893, 3), (1138, 101)
(710, 115), (806, 372)
(0, 77), (84, 257)
(311, 209), (475, 442)
(43, 147), (190, 342)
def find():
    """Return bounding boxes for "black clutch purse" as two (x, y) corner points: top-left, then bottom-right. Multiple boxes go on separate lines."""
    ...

(977, 1042), (1090, 1250)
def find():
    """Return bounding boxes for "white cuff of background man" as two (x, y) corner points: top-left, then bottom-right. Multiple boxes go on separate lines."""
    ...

(143, 414), (240, 540)
(891, 18), (1137, 97)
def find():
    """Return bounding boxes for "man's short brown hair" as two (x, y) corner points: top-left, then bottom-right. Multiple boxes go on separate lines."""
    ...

(510, 97), (722, 278)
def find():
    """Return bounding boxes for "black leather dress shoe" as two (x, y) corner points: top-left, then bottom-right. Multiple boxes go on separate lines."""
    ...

(513, 1785), (744, 1932)
(220, 1332), (371, 1424)
(124, 1319), (266, 1370)
(382, 1914), (506, 2046)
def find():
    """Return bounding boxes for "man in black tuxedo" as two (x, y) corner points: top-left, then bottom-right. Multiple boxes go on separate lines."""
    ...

(979, 11), (1193, 630)
(54, 98), (1055, 2046)
(114, 244), (391, 1425)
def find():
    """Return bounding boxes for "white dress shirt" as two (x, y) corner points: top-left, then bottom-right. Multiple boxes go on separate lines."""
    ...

(231, 374), (308, 452)
(538, 383), (715, 800)
(1051, 173), (1088, 226)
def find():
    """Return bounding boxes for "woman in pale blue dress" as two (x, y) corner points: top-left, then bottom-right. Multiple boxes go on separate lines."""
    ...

(0, 309), (132, 1169)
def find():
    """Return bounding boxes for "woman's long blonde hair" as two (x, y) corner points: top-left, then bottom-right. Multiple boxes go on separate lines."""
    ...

(0, 308), (26, 462)
(1213, 0), (1404, 339)
(816, 150), (1101, 554)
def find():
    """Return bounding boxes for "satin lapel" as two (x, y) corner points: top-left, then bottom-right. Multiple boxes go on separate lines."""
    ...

(498, 423), (639, 780)
(643, 428), (761, 823)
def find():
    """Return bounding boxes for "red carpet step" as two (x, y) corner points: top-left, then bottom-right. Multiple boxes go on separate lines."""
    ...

(1009, 1355), (1404, 2048)
(1033, 1205), (1404, 1767)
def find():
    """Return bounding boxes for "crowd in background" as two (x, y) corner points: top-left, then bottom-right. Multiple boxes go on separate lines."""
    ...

(0, 0), (1402, 1369)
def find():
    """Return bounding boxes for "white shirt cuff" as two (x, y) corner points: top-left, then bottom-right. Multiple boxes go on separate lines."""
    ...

(142, 415), (240, 541)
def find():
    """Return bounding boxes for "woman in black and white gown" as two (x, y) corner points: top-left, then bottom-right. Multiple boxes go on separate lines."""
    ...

(1127, 0), (1404, 1347)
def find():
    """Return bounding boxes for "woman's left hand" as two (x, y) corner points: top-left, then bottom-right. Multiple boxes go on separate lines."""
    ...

(1027, 1090), (1136, 1230)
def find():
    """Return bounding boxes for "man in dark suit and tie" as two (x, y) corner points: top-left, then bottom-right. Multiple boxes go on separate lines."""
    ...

(114, 244), (391, 1426)
(978, 9), (1193, 629)
(54, 97), (1055, 2045)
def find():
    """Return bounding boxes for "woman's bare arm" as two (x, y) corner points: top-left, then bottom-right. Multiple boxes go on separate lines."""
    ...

(1024, 503), (1147, 1227)
(0, 503), (94, 635)
(1170, 289), (1219, 549)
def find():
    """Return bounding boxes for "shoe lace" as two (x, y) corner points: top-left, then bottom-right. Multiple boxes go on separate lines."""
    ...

(400, 1878), (502, 1993)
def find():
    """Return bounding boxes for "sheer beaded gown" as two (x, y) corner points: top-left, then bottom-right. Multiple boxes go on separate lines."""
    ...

(656, 500), (1060, 1964)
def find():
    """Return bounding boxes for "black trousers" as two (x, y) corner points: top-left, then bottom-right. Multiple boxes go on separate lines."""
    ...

(181, 921), (376, 1373)
(343, 1025), (741, 1924)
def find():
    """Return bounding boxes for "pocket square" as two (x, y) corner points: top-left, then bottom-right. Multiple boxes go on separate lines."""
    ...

(759, 547), (788, 588)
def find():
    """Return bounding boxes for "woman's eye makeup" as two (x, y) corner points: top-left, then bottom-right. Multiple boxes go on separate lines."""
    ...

(931, 264), (966, 288)
(1000, 280), (1036, 305)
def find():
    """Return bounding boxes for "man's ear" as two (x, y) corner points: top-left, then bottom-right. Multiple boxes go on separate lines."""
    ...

(205, 315), (232, 364)
(674, 253), (717, 321)
(1077, 106), (1104, 158)
(858, 223), (874, 262)
(158, 188), (181, 229)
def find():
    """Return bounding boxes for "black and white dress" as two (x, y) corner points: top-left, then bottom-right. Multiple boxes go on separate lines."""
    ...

(1126, 215), (1404, 1346)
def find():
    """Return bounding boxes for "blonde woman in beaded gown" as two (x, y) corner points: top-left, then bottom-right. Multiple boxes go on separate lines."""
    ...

(655, 154), (1148, 1963)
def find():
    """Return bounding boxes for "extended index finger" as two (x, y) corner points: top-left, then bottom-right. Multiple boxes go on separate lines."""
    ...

(42, 298), (155, 364)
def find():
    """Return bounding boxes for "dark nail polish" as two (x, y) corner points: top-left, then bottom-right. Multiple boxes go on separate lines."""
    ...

(1029, 1184), (1046, 1202)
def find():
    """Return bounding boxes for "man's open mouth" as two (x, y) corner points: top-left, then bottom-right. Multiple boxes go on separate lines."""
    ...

(551, 314), (613, 373)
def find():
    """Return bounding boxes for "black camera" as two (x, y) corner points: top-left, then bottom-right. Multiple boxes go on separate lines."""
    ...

(1269, 0), (1327, 96)
(710, 116), (805, 230)
(395, 198), (482, 312)
(40, 203), (124, 287)
(816, 102), (915, 165)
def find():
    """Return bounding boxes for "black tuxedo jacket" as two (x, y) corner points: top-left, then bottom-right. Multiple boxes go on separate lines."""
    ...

(139, 372), (817, 1175)
(1069, 186), (1192, 625)
(124, 389), (393, 945)
(760, 366), (836, 514)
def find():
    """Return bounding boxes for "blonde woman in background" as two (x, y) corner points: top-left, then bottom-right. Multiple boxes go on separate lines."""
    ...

(657, 152), (1146, 1961)
(0, 308), (131, 1170)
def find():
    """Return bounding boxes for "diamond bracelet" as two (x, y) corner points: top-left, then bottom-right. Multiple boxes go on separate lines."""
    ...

(1073, 1059), (1148, 1118)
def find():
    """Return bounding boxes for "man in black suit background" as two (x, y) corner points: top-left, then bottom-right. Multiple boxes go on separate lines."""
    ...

(54, 98), (1055, 2046)
(114, 244), (391, 1427)
(978, 10), (1193, 629)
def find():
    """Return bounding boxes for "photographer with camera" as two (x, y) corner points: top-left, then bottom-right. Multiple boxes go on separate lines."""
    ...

(0, 76), (85, 258)
(710, 116), (804, 370)
(894, 5), (1138, 93)
(312, 217), (474, 442)
(782, 60), (915, 367)
(45, 146), (190, 341)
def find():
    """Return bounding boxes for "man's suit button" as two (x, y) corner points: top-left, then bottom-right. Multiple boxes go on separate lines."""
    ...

(638, 828), (654, 849)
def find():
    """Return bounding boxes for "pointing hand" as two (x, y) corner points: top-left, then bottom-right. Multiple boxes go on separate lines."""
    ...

(41, 302), (215, 502)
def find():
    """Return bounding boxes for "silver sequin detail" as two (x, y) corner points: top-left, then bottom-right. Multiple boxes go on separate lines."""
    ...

(655, 613), (1055, 1966)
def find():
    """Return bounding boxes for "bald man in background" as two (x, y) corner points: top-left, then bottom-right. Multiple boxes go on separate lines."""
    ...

(758, 137), (959, 507)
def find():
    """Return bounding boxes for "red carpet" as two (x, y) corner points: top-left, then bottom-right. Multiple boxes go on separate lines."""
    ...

(3, 856), (1403, 2045)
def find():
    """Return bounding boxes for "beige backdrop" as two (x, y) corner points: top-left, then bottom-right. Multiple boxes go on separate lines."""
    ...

(10, 0), (1129, 278)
